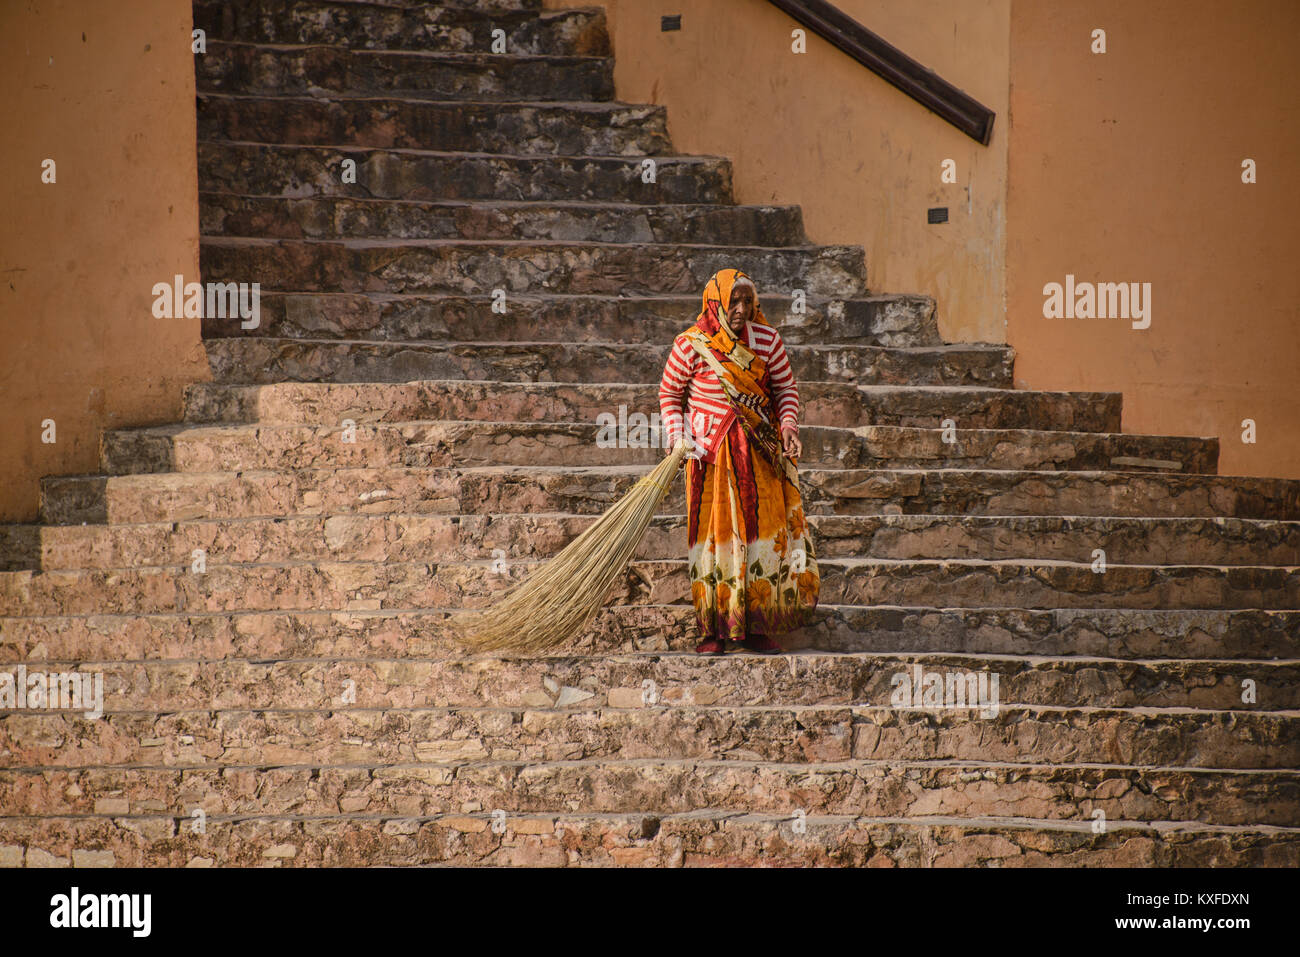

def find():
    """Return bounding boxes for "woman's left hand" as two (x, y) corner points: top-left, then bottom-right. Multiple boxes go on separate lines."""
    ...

(781, 424), (801, 460)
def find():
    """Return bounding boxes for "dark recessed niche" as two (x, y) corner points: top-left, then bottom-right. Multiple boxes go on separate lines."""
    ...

(661, 15), (682, 31)
(927, 207), (949, 224)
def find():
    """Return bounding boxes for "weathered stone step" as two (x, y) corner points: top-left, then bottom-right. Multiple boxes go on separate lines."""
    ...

(99, 420), (1213, 476)
(3, 605), (1293, 663)
(200, 194), (808, 246)
(197, 44), (614, 101)
(197, 93), (672, 154)
(199, 291), (933, 346)
(1, 704), (1292, 768)
(3, 556), (1297, 617)
(5, 652), (1294, 711)
(802, 467), (1300, 519)
(198, 141), (734, 204)
(198, 339), (1005, 387)
(197, 237), (869, 298)
(192, 1), (606, 55)
(182, 380), (1115, 433)
(857, 385), (1123, 431)
(2, 813), (1293, 866)
(810, 425), (1214, 473)
(5, 512), (1296, 573)
(37, 464), (1300, 526)
(2, 760), (1294, 827)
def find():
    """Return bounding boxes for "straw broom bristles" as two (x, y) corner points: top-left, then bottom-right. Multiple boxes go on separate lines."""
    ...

(445, 441), (691, 653)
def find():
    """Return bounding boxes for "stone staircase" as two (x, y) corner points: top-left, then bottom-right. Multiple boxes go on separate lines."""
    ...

(0, 0), (1297, 867)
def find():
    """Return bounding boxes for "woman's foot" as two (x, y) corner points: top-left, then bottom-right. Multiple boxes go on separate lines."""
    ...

(695, 638), (726, 656)
(741, 633), (782, 654)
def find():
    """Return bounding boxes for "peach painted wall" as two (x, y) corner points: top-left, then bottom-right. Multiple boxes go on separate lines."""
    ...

(551, 0), (1011, 346)
(1008, 0), (1300, 478)
(0, 0), (208, 522)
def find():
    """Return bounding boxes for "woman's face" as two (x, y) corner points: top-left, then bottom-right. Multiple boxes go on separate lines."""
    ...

(725, 282), (755, 333)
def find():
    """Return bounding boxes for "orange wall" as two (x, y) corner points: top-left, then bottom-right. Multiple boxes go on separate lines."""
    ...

(0, 0), (208, 522)
(1008, 0), (1300, 478)
(554, 0), (1011, 346)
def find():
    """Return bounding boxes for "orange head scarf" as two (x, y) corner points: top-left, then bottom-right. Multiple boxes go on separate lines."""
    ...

(689, 268), (771, 350)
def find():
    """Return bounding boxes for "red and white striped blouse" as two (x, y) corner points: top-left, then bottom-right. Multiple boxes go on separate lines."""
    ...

(658, 321), (801, 462)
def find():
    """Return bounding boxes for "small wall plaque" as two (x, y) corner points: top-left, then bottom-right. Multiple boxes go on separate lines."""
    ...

(927, 207), (949, 224)
(661, 15), (681, 31)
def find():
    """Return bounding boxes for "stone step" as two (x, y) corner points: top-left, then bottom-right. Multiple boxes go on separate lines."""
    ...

(197, 44), (614, 101)
(4, 513), (1296, 574)
(198, 141), (734, 204)
(1, 704), (1292, 768)
(810, 426), (1214, 473)
(197, 339), (1006, 387)
(198, 291), (935, 346)
(192, 1), (606, 55)
(197, 237), (869, 298)
(801, 468), (1300, 519)
(2, 652), (1294, 712)
(2, 604), (1294, 663)
(2, 759), (1294, 827)
(856, 385), (1124, 431)
(197, 93), (672, 154)
(3, 556), (1297, 617)
(1, 814), (1292, 866)
(98, 421), (1214, 476)
(37, 464), (1300, 526)
(200, 194), (809, 246)
(181, 380), (1118, 433)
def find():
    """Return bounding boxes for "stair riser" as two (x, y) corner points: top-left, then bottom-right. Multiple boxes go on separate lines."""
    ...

(198, 143), (734, 204)
(198, 46), (614, 101)
(197, 240), (869, 298)
(182, 382), (1113, 433)
(175, 379), (863, 435)
(4, 656), (1293, 711)
(197, 95), (671, 154)
(38, 467), (1300, 526)
(197, 293), (935, 347)
(859, 389), (1122, 432)
(201, 195), (807, 246)
(1, 817), (1292, 867)
(804, 469), (1300, 520)
(192, 2), (607, 55)
(1, 708), (1292, 768)
(99, 422), (1213, 476)
(5, 560), (1298, 616)
(3, 606), (1295, 663)
(12, 514), (1300, 572)
(198, 340), (1001, 388)
(820, 427), (1216, 473)
(3, 765), (1294, 826)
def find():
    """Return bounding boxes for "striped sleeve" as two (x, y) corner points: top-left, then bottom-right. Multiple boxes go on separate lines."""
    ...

(658, 335), (695, 445)
(765, 329), (801, 430)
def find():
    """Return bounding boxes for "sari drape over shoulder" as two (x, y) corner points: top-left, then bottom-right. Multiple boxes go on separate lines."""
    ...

(658, 268), (820, 641)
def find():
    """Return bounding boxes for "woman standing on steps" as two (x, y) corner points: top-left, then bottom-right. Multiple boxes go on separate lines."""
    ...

(658, 267), (820, 655)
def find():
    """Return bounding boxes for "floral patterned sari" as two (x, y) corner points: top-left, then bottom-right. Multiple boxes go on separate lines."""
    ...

(679, 270), (820, 642)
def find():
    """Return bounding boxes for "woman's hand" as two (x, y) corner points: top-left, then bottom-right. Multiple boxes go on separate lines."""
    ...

(781, 424), (801, 460)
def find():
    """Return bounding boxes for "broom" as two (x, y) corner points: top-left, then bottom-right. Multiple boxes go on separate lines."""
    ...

(445, 440), (691, 653)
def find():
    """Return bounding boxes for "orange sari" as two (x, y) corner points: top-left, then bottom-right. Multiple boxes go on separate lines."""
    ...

(680, 270), (820, 641)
